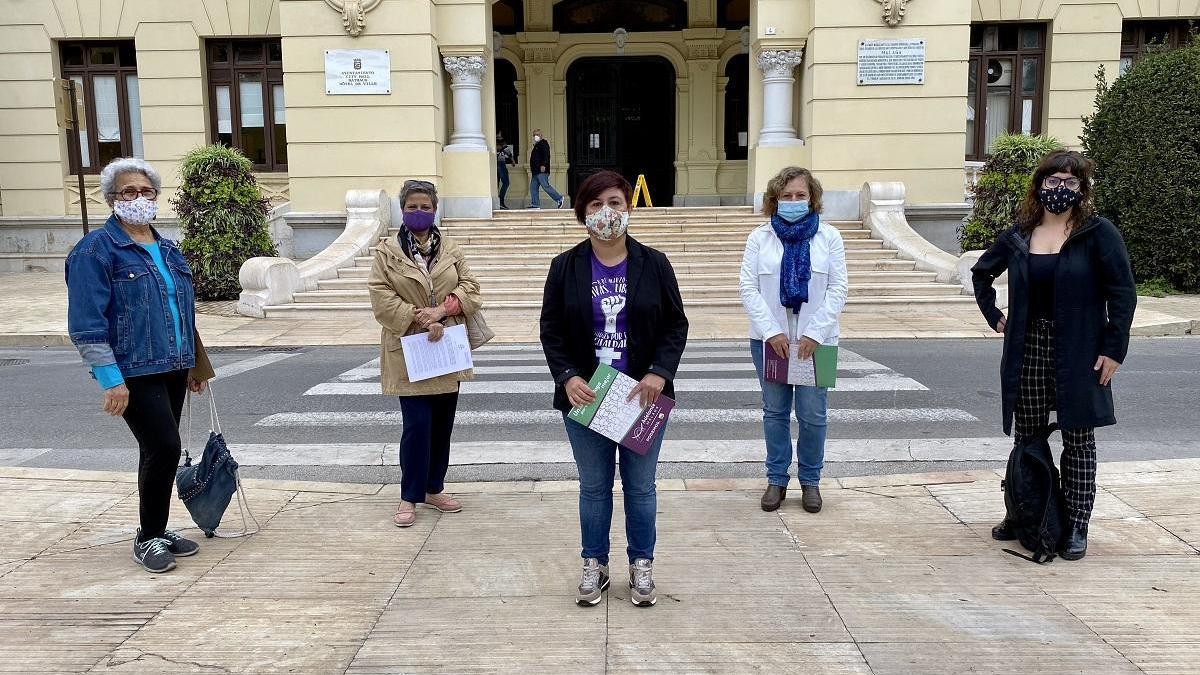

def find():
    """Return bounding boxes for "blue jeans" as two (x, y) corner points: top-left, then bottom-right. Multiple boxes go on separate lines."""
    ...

(530, 172), (562, 208)
(497, 162), (510, 205)
(563, 413), (664, 565)
(750, 339), (828, 487)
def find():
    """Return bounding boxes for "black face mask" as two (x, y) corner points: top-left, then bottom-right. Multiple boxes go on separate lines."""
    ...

(1037, 185), (1083, 215)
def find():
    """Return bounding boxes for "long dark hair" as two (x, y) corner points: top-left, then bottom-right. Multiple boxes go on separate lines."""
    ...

(1017, 150), (1095, 235)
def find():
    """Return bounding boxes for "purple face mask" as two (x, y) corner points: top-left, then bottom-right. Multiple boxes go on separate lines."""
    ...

(403, 209), (435, 232)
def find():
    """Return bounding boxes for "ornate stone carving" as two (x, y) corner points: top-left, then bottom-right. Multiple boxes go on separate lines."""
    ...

(687, 41), (722, 60)
(523, 46), (556, 63)
(323, 0), (381, 37)
(756, 49), (804, 77)
(442, 55), (487, 83)
(875, 0), (913, 27)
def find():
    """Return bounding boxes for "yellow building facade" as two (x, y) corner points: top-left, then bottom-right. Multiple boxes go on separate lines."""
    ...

(1, 0), (1196, 226)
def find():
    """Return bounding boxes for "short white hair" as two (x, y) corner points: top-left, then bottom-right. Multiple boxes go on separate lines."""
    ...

(100, 158), (161, 205)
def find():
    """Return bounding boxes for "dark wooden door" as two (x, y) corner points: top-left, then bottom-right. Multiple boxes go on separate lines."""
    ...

(567, 58), (675, 206)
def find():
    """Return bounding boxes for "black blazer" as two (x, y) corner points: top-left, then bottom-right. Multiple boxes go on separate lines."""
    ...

(972, 216), (1136, 434)
(540, 237), (689, 413)
(529, 139), (551, 173)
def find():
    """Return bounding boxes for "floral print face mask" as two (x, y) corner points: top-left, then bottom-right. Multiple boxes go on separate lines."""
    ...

(584, 205), (629, 241)
(1037, 185), (1082, 215)
(113, 196), (158, 226)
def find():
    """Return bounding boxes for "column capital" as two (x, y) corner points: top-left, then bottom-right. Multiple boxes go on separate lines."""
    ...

(442, 54), (487, 84)
(756, 49), (804, 77)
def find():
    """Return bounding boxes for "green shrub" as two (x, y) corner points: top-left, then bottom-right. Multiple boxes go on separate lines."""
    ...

(171, 144), (276, 300)
(958, 134), (1064, 251)
(1135, 278), (1177, 298)
(1082, 43), (1200, 293)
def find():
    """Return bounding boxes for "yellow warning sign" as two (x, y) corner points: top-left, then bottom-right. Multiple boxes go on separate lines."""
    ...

(631, 174), (654, 209)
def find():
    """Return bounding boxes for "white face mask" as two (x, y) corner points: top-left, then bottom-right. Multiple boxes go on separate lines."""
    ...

(533, 135), (542, 143)
(584, 205), (629, 241)
(113, 196), (158, 226)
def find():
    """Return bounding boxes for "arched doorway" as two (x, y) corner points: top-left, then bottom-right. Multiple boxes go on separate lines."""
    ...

(566, 57), (676, 205)
(493, 59), (519, 154)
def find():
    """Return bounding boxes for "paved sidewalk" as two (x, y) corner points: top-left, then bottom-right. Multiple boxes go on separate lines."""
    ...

(1, 461), (1198, 673)
(3, 272), (1197, 347)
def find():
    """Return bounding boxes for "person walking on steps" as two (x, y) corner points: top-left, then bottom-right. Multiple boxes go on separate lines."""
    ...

(528, 128), (565, 209)
(740, 166), (848, 515)
(496, 133), (516, 209)
(540, 170), (689, 608)
(972, 150), (1136, 561)
(66, 157), (208, 574)
(368, 180), (484, 528)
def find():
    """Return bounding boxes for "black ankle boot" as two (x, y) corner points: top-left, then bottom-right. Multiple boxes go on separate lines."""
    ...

(991, 519), (1017, 541)
(1060, 521), (1088, 560)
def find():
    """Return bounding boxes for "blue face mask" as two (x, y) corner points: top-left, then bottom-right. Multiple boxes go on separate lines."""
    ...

(777, 200), (810, 222)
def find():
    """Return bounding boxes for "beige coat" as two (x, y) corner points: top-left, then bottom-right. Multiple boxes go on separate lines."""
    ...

(368, 234), (483, 396)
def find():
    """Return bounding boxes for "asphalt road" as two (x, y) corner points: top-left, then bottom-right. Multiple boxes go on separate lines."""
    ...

(1, 337), (1197, 483)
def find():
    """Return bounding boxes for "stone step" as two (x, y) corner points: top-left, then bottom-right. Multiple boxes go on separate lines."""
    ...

(294, 283), (962, 304)
(449, 238), (885, 254)
(401, 228), (875, 243)
(336, 257), (919, 278)
(430, 220), (866, 233)
(354, 248), (901, 267)
(323, 269), (939, 288)
(262, 294), (976, 316)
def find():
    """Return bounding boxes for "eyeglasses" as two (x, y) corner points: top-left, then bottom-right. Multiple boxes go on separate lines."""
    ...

(114, 187), (159, 201)
(1043, 176), (1082, 191)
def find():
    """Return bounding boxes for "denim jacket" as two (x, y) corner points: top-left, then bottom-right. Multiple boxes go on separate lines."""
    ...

(66, 213), (196, 379)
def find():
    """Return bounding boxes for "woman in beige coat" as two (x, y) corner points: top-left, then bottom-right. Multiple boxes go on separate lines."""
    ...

(368, 180), (483, 527)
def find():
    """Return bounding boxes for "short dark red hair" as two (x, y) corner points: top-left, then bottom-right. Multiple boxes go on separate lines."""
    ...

(573, 170), (633, 223)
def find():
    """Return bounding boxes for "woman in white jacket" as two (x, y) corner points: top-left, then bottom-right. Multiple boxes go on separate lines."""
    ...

(740, 167), (848, 514)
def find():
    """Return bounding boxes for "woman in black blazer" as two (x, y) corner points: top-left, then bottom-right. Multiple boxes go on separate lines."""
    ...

(972, 150), (1136, 561)
(540, 170), (688, 608)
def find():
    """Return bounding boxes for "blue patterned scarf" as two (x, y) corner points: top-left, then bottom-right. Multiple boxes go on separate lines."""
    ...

(771, 210), (820, 313)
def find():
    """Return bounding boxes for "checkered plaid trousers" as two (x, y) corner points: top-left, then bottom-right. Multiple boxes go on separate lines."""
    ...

(1014, 320), (1098, 527)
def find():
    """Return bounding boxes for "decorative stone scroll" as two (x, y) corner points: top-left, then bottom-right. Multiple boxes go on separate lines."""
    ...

(756, 49), (804, 78)
(875, 0), (913, 27)
(323, 0), (381, 37)
(443, 55), (487, 83)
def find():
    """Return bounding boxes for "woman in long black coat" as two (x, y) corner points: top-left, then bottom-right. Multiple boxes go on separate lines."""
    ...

(972, 150), (1136, 561)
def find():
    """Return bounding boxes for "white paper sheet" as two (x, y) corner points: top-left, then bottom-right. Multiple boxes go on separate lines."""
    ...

(587, 371), (644, 443)
(401, 324), (473, 382)
(786, 342), (817, 386)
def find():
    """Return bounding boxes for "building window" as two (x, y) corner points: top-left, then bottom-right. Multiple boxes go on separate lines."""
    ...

(207, 39), (286, 171)
(1120, 20), (1196, 75)
(493, 0), (524, 34)
(59, 41), (143, 173)
(494, 59), (520, 156)
(718, 0), (750, 30)
(554, 0), (685, 33)
(966, 24), (1045, 160)
(724, 54), (749, 160)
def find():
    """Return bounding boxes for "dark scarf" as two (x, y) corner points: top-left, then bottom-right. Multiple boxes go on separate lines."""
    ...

(771, 210), (820, 312)
(397, 225), (441, 269)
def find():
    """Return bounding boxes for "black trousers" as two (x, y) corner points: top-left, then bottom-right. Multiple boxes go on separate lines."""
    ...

(122, 369), (188, 539)
(1015, 321), (1098, 527)
(398, 391), (459, 504)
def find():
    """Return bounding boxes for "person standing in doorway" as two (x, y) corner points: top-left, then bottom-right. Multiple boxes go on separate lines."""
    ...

(496, 133), (516, 209)
(529, 128), (565, 209)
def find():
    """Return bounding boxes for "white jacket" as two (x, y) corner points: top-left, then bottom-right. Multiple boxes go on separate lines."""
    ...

(739, 221), (848, 345)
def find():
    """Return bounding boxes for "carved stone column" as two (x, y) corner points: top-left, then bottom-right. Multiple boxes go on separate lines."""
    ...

(443, 54), (488, 149)
(756, 49), (805, 147)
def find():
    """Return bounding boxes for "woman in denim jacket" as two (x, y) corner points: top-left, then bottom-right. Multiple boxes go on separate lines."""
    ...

(66, 157), (206, 574)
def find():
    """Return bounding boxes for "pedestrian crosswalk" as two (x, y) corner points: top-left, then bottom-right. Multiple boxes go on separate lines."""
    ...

(257, 342), (980, 451)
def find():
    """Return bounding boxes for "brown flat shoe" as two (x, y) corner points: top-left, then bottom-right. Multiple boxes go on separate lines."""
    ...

(424, 493), (462, 513)
(393, 502), (416, 528)
(760, 485), (786, 512)
(801, 485), (822, 513)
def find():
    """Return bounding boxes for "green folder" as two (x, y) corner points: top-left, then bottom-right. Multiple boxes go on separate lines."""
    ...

(813, 345), (839, 389)
(567, 363), (619, 426)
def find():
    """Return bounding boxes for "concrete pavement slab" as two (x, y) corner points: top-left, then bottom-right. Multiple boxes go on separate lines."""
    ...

(607, 642), (872, 675)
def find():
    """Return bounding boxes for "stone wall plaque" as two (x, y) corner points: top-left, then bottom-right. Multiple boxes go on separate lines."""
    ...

(857, 38), (925, 85)
(325, 49), (391, 95)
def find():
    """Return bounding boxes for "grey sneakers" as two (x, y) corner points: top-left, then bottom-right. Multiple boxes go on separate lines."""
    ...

(576, 557), (610, 606)
(629, 558), (656, 607)
(132, 531), (176, 573)
(160, 529), (199, 557)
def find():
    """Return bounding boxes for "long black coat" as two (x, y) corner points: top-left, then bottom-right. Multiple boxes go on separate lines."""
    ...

(972, 216), (1136, 434)
(540, 237), (689, 413)
(529, 139), (551, 173)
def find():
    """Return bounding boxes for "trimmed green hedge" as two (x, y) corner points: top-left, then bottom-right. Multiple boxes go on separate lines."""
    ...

(958, 134), (1063, 251)
(172, 145), (276, 300)
(1082, 43), (1200, 292)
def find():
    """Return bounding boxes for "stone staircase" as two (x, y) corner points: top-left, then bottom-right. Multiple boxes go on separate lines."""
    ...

(261, 206), (972, 316)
